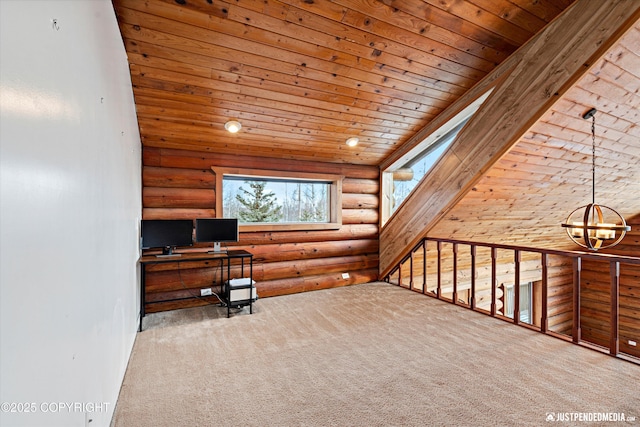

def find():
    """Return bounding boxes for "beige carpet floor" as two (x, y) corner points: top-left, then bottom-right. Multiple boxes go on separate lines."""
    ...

(113, 282), (640, 427)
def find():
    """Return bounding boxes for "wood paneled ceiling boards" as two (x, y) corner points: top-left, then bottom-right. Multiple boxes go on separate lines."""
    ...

(112, 0), (574, 165)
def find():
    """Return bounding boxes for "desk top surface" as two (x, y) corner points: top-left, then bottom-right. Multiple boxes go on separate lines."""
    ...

(139, 249), (252, 264)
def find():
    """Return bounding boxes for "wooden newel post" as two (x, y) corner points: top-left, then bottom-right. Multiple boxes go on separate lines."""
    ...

(470, 245), (477, 310)
(541, 253), (548, 333)
(437, 241), (442, 299)
(514, 250), (521, 325)
(491, 247), (497, 316)
(610, 261), (620, 356)
(422, 240), (427, 295)
(452, 243), (458, 304)
(572, 257), (582, 344)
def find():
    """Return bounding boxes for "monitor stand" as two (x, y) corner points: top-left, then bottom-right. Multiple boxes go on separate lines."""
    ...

(207, 242), (227, 254)
(156, 246), (182, 258)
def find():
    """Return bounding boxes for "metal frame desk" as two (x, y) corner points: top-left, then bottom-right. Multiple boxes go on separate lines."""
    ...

(138, 250), (253, 331)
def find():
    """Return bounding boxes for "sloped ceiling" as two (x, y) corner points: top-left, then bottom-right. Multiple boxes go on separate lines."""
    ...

(378, 2), (640, 276)
(111, 0), (574, 165)
(429, 22), (640, 252)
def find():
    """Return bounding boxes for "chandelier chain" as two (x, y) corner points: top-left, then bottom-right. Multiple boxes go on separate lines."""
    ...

(591, 114), (596, 206)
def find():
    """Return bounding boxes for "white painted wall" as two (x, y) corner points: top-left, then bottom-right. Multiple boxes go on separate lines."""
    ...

(0, 1), (141, 426)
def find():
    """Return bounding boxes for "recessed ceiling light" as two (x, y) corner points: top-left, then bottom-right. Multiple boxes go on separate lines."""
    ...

(346, 137), (359, 147)
(224, 120), (242, 133)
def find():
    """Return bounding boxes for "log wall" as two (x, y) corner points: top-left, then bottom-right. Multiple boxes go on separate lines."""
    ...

(546, 255), (574, 336)
(142, 147), (380, 313)
(579, 215), (640, 358)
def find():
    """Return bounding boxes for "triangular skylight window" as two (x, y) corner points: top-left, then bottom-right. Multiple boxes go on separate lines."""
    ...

(381, 90), (492, 226)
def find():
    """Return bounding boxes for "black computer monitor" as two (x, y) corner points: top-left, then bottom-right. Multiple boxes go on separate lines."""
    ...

(141, 219), (193, 256)
(195, 218), (239, 253)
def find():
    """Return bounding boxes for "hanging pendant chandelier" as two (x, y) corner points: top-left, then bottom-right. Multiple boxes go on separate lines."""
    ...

(561, 108), (630, 251)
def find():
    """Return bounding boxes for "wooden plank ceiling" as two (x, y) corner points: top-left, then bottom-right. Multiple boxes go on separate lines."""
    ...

(429, 21), (640, 251)
(112, 0), (574, 165)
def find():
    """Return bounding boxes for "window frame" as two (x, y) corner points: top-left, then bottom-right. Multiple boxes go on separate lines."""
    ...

(505, 282), (533, 324)
(380, 90), (492, 227)
(212, 167), (343, 232)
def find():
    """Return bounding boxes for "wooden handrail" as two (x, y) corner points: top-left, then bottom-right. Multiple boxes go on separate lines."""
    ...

(384, 236), (640, 364)
(409, 237), (640, 265)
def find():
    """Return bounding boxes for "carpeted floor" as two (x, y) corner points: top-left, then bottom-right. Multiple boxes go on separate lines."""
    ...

(112, 282), (639, 426)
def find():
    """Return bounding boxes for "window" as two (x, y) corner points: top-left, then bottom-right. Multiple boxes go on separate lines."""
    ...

(389, 121), (468, 215)
(224, 178), (330, 223)
(505, 282), (533, 324)
(380, 91), (492, 226)
(212, 167), (343, 231)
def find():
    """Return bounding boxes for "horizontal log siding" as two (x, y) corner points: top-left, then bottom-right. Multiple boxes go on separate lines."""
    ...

(142, 147), (380, 312)
(578, 216), (640, 358)
(546, 255), (574, 336)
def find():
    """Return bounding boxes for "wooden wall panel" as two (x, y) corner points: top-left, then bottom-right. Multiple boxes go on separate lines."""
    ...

(546, 256), (574, 335)
(143, 166), (215, 188)
(143, 187), (215, 209)
(142, 147), (380, 312)
(578, 215), (640, 358)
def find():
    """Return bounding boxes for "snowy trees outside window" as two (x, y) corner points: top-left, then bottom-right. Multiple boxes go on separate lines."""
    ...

(223, 178), (329, 224)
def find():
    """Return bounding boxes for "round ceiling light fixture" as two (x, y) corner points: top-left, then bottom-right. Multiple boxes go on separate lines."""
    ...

(346, 137), (359, 147)
(224, 120), (242, 133)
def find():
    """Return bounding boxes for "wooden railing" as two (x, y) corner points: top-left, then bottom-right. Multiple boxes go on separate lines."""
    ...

(383, 237), (640, 364)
